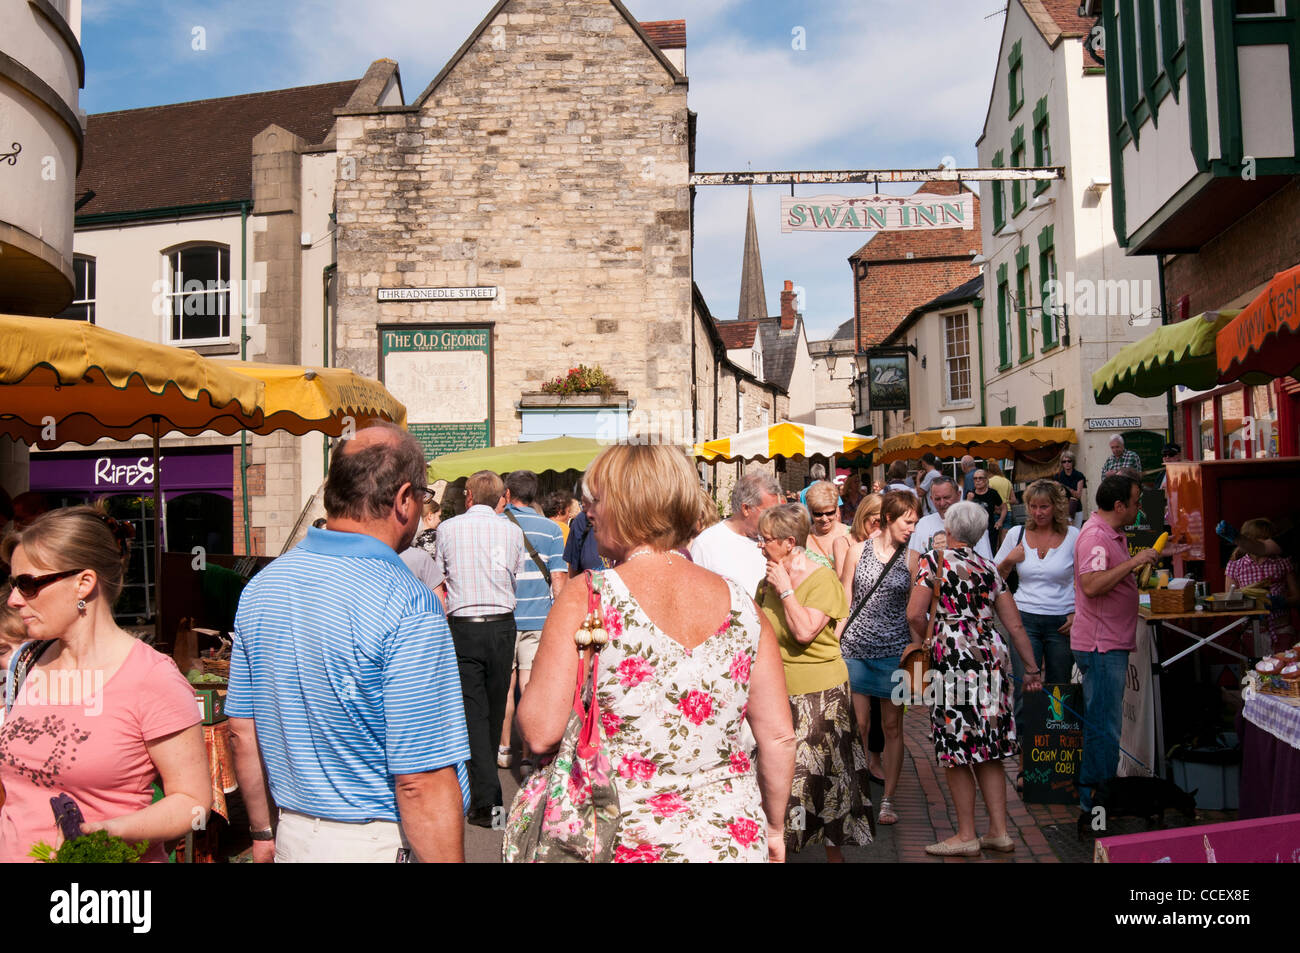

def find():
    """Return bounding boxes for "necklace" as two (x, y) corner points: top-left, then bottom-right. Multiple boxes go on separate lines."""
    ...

(621, 547), (672, 565)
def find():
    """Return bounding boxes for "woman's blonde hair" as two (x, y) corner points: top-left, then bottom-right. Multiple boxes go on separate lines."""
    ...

(584, 444), (700, 551)
(985, 460), (1007, 480)
(695, 485), (721, 531)
(1232, 518), (1274, 562)
(758, 503), (811, 548)
(1, 503), (132, 606)
(850, 493), (882, 542)
(1022, 479), (1070, 536)
(804, 480), (839, 513)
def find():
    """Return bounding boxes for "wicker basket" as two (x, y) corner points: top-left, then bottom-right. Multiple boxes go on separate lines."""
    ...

(200, 657), (230, 678)
(1148, 587), (1195, 614)
(1259, 675), (1300, 700)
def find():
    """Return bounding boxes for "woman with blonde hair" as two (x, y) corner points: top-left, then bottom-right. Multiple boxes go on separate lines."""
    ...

(757, 504), (872, 861)
(994, 479), (1080, 792)
(804, 481), (851, 573)
(0, 506), (211, 862)
(518, 445), (796, 862)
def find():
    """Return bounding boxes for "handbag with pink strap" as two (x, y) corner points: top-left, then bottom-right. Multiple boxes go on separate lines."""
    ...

(502, 571), (621, 863)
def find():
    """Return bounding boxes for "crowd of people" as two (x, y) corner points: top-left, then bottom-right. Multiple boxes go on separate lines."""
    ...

(0, 428), (1231, 863)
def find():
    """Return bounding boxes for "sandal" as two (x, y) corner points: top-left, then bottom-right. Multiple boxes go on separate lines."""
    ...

(1015, 771), (1025, 795)
(877, 797), (897, 826)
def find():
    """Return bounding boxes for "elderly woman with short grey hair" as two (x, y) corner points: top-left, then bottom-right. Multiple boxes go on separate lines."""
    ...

(905, 501), (1042, 857)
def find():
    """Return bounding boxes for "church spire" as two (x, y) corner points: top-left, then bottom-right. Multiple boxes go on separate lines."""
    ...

(737, 186), (768, 320)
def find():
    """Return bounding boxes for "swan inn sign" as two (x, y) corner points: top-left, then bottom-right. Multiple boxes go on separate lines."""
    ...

(781, 192), (975, 233)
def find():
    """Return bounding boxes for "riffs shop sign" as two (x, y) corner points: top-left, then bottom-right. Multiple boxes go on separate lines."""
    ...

(781, 193), (974, 232)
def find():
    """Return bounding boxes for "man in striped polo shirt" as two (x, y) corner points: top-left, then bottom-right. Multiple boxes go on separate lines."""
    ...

(497, 470), (567, 773)
(433, 470), (528, 827)
(227, 424), (470, 862)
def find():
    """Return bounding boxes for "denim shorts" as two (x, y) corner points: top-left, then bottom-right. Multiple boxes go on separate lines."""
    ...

(845, 655), (903, 700)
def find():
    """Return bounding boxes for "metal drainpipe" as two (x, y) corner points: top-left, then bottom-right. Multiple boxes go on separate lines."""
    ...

(975, 298), (988, 426)
(239, 200), (252, 555)
(323, 262), (336, 476)
(1157, 253), (1175, 443)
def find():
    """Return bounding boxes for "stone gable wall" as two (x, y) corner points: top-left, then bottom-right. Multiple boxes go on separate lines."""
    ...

(334, 0), (691, 445)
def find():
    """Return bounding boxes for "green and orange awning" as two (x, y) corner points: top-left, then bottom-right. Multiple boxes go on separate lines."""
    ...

(1217, 263), (1300, 385)
(1092, 311), (1238, 404)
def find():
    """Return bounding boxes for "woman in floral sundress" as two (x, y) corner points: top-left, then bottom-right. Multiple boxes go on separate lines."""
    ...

(518, 444), (796, 862)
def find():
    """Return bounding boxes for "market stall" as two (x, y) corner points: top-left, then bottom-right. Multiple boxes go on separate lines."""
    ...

(425, 434), (605, 484)
(877, 425), (1076, 480)
(1092, 311), (1238, 404)
(1238, 680), (1300, 820)
(693, 421), (877, 464)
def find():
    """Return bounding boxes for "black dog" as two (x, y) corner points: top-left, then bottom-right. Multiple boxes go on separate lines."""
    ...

(1077, 777), (1197, 838)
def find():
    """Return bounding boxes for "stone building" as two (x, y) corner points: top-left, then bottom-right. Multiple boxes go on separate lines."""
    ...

(332, 0), (699, 455)
(807, 319), (858, 433)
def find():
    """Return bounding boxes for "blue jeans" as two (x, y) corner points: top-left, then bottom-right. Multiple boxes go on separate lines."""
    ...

(1009, 612), (1074, 738)
(1072, 648), (1130, 811)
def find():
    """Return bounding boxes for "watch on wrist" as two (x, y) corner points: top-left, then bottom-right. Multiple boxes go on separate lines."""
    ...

(250, 827), (275, 841)
(779, 588), (794, 600)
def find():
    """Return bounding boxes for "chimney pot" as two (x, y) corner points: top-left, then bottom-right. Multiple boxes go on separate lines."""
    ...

(780, 280), (797, 330)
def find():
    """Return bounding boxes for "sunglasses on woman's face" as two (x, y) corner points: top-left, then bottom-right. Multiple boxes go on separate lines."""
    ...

(810, 510), (837, 518)
(8, 569), (79, 599)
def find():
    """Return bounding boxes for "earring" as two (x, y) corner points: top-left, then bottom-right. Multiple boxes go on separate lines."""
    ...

(77, 599), (87, 611)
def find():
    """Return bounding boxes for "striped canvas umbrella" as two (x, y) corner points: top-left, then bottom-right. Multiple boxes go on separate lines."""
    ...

(694, 422), (877, 463)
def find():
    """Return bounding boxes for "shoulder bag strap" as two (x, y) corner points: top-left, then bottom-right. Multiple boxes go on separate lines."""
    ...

(839, 541), (906, 636)
(6, 640), (52, 709)
(504, 509), (552, 587)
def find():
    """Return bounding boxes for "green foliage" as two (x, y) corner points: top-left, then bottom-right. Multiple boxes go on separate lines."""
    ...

(30, 830), (147, 864)
(540, 364), (617, 398)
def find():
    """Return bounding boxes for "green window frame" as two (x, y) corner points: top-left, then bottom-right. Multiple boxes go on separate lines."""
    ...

(1000, 407), (1017, 426)
(991, 150), (1005, 233)
(1011, 126), (1027, 216)
(1032, 97), (1051, 195)
(1008, 39), (1024, 119)
(996, 263), (1011, 371)
(1015, 246), (1031, 363)
(1037, 225), (1057, 352)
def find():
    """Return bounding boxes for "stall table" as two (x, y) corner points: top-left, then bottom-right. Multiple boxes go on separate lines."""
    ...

(1238, 685), (1300, 819)
(1139, 604), (1269, 667)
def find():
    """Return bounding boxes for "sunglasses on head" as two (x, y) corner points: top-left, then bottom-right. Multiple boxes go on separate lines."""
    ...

(8, 569), (80, 598)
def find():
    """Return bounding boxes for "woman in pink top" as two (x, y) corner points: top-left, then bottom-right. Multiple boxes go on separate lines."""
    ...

(0, 506), (210, 863)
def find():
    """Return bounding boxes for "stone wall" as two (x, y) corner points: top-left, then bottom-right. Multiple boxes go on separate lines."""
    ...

(333, 0), (692, 446)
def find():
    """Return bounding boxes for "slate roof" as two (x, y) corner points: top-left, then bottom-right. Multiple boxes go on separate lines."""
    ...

(75, 80), (361, 219)
(755, 315), (802, 391)
(831, 318), (855, 341)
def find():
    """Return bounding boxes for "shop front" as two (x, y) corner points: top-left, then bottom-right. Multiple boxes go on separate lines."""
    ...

(1176, 377), (1300, 462)
(27, 448), (234, 622)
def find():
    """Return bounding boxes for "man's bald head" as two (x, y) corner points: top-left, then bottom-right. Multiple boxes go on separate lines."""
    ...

(960, 455), (975, 472)
(324, 423), (427, 521)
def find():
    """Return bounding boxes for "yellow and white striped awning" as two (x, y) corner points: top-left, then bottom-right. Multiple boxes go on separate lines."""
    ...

(694, 422), (878, 464)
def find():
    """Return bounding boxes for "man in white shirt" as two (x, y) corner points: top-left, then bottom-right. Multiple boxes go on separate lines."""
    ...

(917, 453), (943, 515)
(691, 471), (783, 596)
(908, 477), (993, 575)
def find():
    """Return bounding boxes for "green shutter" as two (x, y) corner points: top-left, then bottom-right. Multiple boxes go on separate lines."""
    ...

(1038, 226), (1056, 350)
(991, 150), (1006, 232)
(996, 263), (1010, 370)
(1015, 247), (1031, 362)
(1008, 40), (1024, 119)
(1032, 97), (1050, 195)
(1042, 389), (1065, 419)
(1011, 126), (1027, 215)
(1000, 407), (1017, 426)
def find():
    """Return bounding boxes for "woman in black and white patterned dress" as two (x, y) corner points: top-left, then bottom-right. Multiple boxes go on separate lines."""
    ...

(905, 501), (1042, 857)
(837, 491), (919, 826)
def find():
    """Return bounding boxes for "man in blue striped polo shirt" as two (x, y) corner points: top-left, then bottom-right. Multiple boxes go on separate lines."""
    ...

(227, 424), (470, 862)
(497, 470), (567, 772)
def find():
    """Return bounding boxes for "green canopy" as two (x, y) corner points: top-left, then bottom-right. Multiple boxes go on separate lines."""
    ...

(1092, 311), (1238, 405)
(426, 435), (606, 483)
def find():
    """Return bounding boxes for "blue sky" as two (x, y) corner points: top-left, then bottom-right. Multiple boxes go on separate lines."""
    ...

(80, 0), (1008, 341)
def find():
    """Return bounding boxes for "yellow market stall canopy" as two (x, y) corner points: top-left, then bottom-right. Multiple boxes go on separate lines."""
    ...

(879, 426), (1077, 465)
(213, 361), (406, 437)
(1092, 311), (1237, 404)
(694, 422), (878, 464)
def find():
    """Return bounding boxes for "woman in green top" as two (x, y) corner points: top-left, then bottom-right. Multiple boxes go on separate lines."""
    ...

(757, 504), (874, 862)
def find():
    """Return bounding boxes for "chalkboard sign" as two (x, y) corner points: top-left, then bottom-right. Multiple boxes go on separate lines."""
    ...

(1022, 684), (1084, 805)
